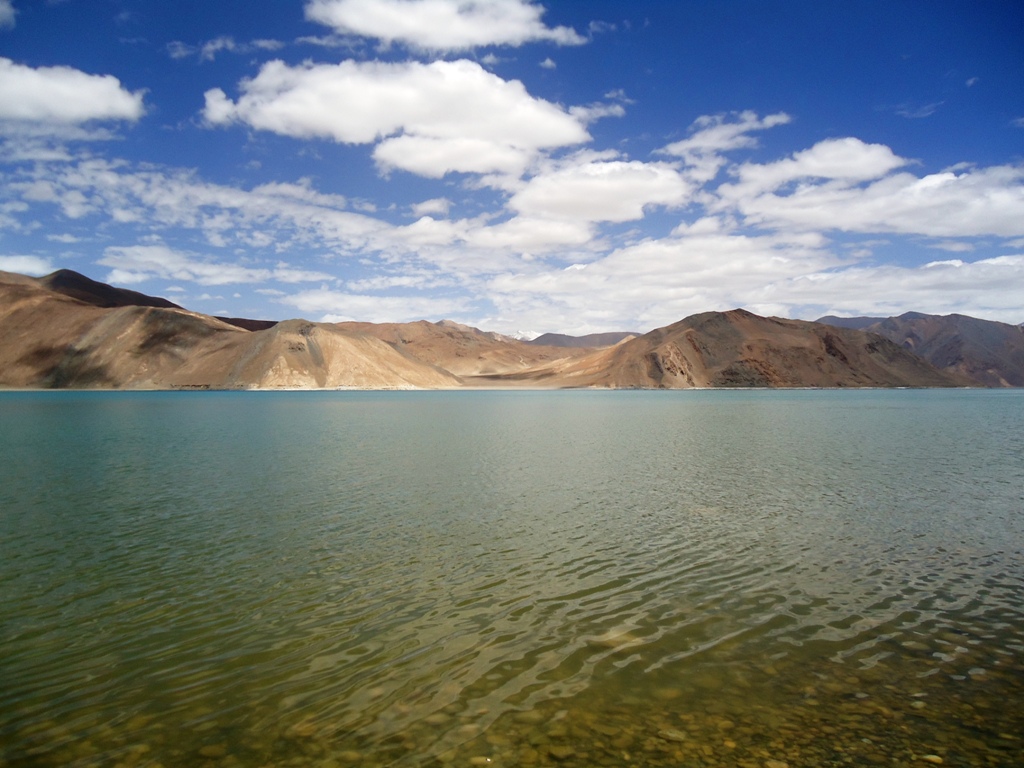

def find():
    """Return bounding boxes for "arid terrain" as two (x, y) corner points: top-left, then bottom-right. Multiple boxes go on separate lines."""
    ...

(818, 312), (1024, 387)
(0, 269), (1016, 390)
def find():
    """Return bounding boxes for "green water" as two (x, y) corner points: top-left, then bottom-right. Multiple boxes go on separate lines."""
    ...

(1, 390), (1022, 767)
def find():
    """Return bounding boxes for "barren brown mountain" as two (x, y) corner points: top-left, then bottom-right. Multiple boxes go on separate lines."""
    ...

(334, 319), (592, 377)
(0, 271), (459, 389)
(0, 270), (982, 389)
(819, 312), (1024, 388)
(475, 310), (970, 388)
(527, 331), (638, 348)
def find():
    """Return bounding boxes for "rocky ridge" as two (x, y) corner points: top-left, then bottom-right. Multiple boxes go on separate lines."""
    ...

(818, 312), (1024, 387)
(0, 269), (1004, 389)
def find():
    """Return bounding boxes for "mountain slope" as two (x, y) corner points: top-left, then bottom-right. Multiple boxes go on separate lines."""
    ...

(817, 312), (1024, 387)
(334, 319), (592, 376)
(527, 331), (638, 348)
(814, 315), (883, 331)
(865, 312), (1024, 387)
(0, 274), (459, 389)
(477, 310), (968, 388)
(37, 268), (185, 310)
(0, 270), (992, 389)
(24, 268), (278, 332)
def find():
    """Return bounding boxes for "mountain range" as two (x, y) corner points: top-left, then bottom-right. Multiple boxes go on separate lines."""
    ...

(0, 269), (1019, 390)
(816, 313), (1024, 387)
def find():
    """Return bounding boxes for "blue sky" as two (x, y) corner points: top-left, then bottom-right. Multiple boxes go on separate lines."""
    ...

(0, 0), (1022, 335)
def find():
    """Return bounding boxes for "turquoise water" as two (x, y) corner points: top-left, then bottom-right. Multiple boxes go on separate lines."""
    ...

(1, 389), (1022, 767)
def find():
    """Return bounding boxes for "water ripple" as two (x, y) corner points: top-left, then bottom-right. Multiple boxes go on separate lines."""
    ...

(2, 390), (1023, 767)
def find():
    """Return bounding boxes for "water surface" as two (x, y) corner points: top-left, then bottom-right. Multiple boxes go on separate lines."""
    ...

(1, 390), (1022, 767)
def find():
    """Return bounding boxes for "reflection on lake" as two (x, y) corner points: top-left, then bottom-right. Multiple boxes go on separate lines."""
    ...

(1, 390), (1022, 767)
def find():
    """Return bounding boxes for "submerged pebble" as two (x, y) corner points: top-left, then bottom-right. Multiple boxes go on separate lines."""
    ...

(657, 729), (687, 743)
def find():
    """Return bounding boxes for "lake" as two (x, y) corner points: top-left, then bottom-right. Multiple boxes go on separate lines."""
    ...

(1, 389), (1022, 767)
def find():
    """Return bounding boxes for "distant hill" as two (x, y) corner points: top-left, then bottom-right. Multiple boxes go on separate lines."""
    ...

(334, 320), (592, 377)
(475, 309), (968, 389)
(38, 268), (184, 310)
(24, 269), (278, 332)
(0, 272), (459, 389)
(528, 331), (638, 348)
(0, 269), (1002, 389)
(818, 312), (1024, 387)
(814, 315), (884, 331)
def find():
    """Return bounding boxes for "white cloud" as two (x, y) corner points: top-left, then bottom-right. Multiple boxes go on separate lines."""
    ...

(664, 111), (791, 157)
(200, 36), (283, 61)
(510, 159), (691, 223)
(660, 111), (791, 182)
(168, 36), (285, 62)
(930, 240), (975, 253)
(8, 158), (393, 255)
(393, 215), (465, 247)
(0, 255), (54, 275)
(766, 254), (1024, 323)
(99, 245), (334, 286)
(166, 41), (194, 60)
(727, 163), (1024, 238)
(568, 101), (626, 123)
(464, 215), (594, 252)
(729, 137), (909, 193)
(281, 286), (466, 323)
(539, 57), (556, 69)
(374, 134), (533, 177)
(249, 178), (348, 208)
(303, 0), (585, 51)
(0, 58), (145, 124)
(346, 272), (452, 291)
(203, 58), (589, 178)
(485, 229), (837, 332)
(7, 102), (1023, 333)
(0, 0), (15, 29)
(483, 228), (1024, 333)
(410, 197), (452, 217)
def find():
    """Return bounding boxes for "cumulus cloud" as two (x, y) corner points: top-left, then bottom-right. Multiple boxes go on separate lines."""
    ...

(204, 58), (589, 179)
(0, 58), (144, 124)
(762, 254), (1024, 323)
(464, 215), (594, 252)
(374, 134), (533, 177)
(0, 254), (54, 275)
(725, 163), (1024, 238)
(485, 229), (837, 332)
(728, 137), (909, 194)
(509, 159), (691, 223)
(484, 230), (1024, 333)
(303, 0), (585, 51)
